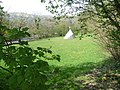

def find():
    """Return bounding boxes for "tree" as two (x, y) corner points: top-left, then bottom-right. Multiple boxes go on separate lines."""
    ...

(0, 5), (60, 90)
(91, 0), (120, 60)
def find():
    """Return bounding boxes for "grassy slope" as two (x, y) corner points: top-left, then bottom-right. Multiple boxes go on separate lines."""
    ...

(29, 37), (107, 67)
(29, 37), (120, 90)
(29, 37), (114, 89)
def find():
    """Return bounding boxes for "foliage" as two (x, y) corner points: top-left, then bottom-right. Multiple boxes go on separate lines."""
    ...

(0, 5), (60, 90)
(78, 0), (120, 60)
(42, 0), (86, 16)
(90, 0), (120, 60)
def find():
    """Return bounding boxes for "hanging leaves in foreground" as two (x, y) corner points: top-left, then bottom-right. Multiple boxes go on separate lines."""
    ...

(0, 5), (60, 90)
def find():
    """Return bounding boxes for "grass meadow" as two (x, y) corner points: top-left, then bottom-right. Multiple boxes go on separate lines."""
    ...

(29, 37), (107, 67)
(29, 37), (119, 90)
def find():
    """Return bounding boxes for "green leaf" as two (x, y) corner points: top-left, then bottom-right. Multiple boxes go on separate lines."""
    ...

(41, 0), (45, 3)
(8, 75), (18, 89)
(19, 41), (29, 45)
(52, 55), (60, 62)
(0, 36), (4, 43)
(37, 47), (42, 50)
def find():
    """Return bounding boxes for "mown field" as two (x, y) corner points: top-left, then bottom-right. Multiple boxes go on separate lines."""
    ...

(29, 37), (107, 67)
(29, 37), (120, 90)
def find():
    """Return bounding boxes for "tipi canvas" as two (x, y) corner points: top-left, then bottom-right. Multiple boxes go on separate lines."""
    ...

(64, 27), (74, 39)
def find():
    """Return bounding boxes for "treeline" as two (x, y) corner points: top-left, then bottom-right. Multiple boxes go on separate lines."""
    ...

(3, 12), (81, 40)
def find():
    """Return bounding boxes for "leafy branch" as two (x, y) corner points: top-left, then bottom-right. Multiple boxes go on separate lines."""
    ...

(0, 66), (13, 75)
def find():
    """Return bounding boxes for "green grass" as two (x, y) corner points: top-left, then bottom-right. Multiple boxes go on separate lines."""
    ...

(29, 37), (107, 67)
(29, 37), (120, 90)
(29, 37), (118, 89)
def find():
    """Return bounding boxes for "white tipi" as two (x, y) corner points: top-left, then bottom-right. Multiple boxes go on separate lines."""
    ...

(64, 27), (74, 39)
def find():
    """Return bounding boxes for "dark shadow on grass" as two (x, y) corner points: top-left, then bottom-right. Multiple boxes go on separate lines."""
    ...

(47, 58), (120, 90)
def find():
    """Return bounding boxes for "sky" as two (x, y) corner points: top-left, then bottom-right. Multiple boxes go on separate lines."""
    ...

(1, 0), (53, 15)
